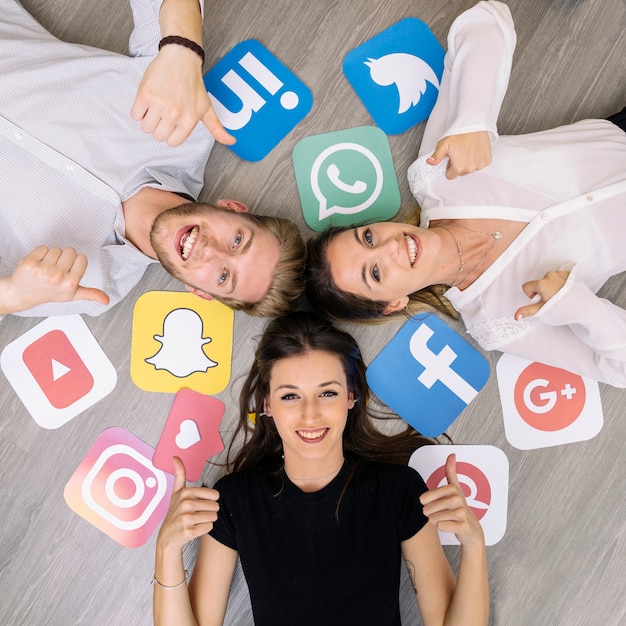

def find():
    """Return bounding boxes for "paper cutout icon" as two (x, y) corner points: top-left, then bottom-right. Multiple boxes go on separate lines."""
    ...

(293, 126), (401, 231)
(204, 39), (313, 161)
(153, 389), (225, 481)
(366, 314), (489, 437)
(131, 292), (234, 394)
(409, 444), (509, 546)
(64, 427), (174, 548)
(1, 315), (116, 428)
(496, 354), (603, 450)
(343, 18), (445, 134)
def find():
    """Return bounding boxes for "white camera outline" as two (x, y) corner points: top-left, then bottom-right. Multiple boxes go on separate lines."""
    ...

(81, 444), (167, 531)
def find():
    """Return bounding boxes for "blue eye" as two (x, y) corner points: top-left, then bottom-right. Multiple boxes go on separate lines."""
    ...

(233, 233), (242, 248)
(364, 228), (373, 246)
(219, 269), (228, 285)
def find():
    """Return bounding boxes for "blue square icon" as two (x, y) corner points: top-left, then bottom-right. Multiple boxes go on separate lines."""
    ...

(343, 18), (445, 135)
(204, 40), (313, 161)
(366, 314), (489, 437)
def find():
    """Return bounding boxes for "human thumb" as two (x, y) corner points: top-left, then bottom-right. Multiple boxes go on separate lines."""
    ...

(172, 456), (188, 492)
(426, 141), (447, 166)
(74, 286), (110, 306)
(201, 110), (236, 145)
(445, 453), (460, 487)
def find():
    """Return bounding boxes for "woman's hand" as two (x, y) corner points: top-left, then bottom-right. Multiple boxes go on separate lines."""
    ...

(419, 454), (484, 547)
(427, 131), (492, 180)
(515, 270), (570, 320)
(156, 456), (220, 553)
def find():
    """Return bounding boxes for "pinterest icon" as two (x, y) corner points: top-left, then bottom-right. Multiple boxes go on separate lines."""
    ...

(497, 354), (603, 450)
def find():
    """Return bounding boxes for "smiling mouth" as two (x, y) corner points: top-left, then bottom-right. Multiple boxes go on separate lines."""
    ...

(179, 226), (198, 260)
(296, 428), (329, 443)
(405, 234), (418, 266)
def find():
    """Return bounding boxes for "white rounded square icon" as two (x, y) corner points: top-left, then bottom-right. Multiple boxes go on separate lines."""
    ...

(409, 445), (509, 546)
(1, 315), (117, 428)
(496, 354), (603, 450)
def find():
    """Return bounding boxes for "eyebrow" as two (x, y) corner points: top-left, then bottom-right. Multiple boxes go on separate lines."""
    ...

(225, 230), (254, 295)
(354, 228), (371, 291)
(275, 381), (343, 391)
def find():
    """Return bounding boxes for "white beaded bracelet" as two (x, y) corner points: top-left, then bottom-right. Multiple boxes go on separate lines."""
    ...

(152, 570), (188, 590)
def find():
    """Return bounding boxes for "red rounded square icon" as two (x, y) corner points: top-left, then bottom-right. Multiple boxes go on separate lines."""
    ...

(22, 330), (94, 409)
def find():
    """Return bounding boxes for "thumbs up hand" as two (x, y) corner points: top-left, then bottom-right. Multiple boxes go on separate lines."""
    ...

(419, 454), (484, 547)
(156, 456), (220, 553)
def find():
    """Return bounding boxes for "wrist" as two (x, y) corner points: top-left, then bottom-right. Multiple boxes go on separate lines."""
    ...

(158, 36), (205, 65)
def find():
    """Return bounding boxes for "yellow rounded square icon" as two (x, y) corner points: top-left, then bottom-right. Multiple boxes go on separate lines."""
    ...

(130, 292), (234, 394)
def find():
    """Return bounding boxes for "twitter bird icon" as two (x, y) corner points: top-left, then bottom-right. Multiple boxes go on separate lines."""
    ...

(344, 18), (444, 134)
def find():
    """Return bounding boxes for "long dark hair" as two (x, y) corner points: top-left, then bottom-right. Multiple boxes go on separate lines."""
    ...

(304, 225), (455, 322)
(228, 311), (434, 475)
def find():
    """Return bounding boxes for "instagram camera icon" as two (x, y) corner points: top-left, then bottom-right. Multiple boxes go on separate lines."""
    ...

(64, 427), (173, 548)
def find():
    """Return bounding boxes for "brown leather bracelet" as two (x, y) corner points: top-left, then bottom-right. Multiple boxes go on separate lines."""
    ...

(158, 36), (205, 64)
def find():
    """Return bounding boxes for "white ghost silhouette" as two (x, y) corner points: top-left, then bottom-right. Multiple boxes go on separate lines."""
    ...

(145, 308), (218, 378)
(365, 53), (440, 114)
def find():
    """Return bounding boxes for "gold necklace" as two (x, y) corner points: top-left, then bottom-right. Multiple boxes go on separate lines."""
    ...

(284, 458), (345, 482)
(437, 224), (503, 287)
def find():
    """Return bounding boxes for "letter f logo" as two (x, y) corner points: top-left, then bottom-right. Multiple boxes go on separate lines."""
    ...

(409, 324), (480, 404)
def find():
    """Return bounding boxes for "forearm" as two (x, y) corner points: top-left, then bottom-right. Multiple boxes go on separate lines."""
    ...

(159, 0), (203, 43)
(153, 544), (198, 626)
(420, 1), (516, 156)
(443, 542), (489, 626)
(444, 1), (516, 138)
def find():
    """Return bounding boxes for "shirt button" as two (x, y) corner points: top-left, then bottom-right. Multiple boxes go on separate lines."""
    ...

(66, 164), (75, 172)
(14, 132), (22, 140)
(586, 195), (593, 201)
(540, 212), (548, 221)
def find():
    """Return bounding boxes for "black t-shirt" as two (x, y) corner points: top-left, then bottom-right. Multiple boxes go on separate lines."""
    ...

(209, 460), (429, 626)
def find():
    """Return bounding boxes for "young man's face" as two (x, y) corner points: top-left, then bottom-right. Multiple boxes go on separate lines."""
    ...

(150, 200), (281, 303)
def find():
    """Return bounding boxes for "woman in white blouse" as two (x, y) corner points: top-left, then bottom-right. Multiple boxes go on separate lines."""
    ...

(305, 1), (626, 387)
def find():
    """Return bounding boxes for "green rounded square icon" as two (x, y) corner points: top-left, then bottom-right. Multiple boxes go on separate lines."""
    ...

(292, 126), (401, 231)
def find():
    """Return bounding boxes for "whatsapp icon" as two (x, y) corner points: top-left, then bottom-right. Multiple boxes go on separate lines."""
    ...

(293, 126), (401, 231)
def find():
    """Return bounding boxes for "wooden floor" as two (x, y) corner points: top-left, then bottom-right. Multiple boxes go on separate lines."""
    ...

(1, 0), (625, 624)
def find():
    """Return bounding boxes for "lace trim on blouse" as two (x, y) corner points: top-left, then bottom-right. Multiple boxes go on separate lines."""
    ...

(467, 316), (532, 349)
(407, 157), (447, 197)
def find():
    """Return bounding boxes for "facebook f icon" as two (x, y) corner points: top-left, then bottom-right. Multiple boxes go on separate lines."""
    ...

(204, 40), (313, 161)
(366, 314), (489, 436)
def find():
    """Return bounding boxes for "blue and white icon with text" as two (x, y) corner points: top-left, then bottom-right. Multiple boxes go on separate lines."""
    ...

(204, 40), (312, 161)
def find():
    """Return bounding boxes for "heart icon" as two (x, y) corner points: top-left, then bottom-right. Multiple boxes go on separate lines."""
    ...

(175, 419), (201, 449)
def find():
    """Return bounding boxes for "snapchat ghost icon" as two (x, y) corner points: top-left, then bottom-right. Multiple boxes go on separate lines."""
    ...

(131, 292), (234, 394)
(146, 309), (218, 377)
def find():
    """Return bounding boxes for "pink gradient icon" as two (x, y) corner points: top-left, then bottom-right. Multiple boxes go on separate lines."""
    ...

(64, 427), (173, 548)
(153, 389), (225, 481)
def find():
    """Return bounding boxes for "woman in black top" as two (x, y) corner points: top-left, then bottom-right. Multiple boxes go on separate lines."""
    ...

(153, 312), (488, 625)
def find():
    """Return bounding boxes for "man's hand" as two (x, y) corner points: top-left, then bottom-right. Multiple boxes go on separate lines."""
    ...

(427, 131), (492, 180)
(0, 245), (110, 314)
(515, 270), (570, 320)
(131, 45), (234, 148)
